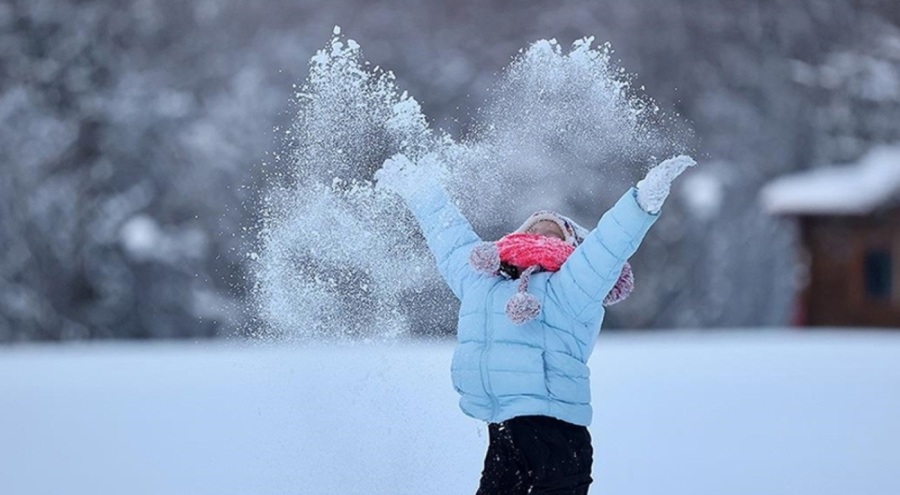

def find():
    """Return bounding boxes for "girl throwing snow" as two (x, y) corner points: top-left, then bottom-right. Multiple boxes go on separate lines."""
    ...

(375, 153), (695, 495)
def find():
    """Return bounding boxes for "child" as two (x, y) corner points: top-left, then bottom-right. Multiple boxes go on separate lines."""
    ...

(375, 153), (695, 494)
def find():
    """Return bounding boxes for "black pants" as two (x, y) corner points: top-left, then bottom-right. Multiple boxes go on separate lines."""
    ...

(476, 415), (593, 495)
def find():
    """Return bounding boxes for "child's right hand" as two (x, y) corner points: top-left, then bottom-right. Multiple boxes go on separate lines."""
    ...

(374, 153), (419, 197)
(374, 153), (441, 198)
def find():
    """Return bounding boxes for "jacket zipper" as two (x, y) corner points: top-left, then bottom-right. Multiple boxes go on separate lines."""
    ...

(481, 282), (499, 421)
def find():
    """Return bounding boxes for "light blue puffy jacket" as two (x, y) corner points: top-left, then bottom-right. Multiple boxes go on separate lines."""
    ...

(403, 179), (659, 427)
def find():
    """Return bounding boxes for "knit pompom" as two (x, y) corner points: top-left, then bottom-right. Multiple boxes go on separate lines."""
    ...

(603, 262), (634, 306)
(505, 292), (542, 324)
(469, 242), (501, 273)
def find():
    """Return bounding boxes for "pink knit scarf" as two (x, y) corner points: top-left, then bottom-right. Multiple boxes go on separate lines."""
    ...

(468, 232), (634, 324)
(495, 233), (575, 272)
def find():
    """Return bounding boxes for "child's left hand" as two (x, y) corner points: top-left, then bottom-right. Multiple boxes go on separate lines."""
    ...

(635, 155), (697, 214)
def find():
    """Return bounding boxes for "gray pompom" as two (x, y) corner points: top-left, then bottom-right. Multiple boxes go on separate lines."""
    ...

(469, 242), (500, 273)
(505, 292), (541, 324)
(603, 262), (634, 306)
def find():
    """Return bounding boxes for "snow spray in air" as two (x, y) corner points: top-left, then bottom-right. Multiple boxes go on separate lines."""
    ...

(250, 27), (689, 341)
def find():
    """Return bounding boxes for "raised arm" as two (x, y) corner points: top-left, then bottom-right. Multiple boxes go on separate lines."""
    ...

(374, 154), (483, 300)
(547, 155), (695, 323)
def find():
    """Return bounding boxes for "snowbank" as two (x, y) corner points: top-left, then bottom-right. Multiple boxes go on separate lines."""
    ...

(1, 331), (899, 495)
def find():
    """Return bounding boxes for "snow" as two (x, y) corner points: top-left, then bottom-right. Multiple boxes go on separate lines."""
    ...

(119, 214), (208, 264)
(761, 145), (900, 215)
(2, 330), (899, 495)
(119, 215), (163, 260)
(255, 30), (687, 340)
(680, 169), (724, 220)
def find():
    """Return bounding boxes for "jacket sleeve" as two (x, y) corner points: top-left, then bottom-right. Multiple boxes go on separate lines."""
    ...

(547, 187), (659, 324)
(401, 177), (483, 300)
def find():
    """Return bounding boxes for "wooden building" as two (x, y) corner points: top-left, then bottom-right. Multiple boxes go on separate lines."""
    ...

(761, 146), (900, 328)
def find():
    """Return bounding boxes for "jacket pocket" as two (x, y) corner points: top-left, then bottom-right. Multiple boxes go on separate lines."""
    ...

(451, 342), (482, 396)
(543, 351), (591, 404)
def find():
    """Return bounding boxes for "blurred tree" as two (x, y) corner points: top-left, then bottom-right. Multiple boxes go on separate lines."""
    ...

(2, 0), (899, 340)
(0, 0), (285, 340)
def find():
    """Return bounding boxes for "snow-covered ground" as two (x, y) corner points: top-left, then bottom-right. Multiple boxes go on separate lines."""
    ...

(1, 330), (899, 495)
